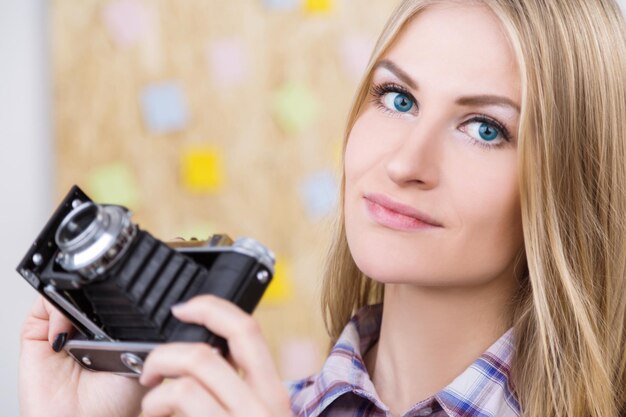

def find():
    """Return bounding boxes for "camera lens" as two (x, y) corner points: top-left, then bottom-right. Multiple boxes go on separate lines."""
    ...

(55, 202), (136, 279)
(57, 203), (99, 246)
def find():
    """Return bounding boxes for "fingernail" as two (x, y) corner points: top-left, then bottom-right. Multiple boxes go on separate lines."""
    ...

(171, 302), (187, 312)
(52, 333), (68, 352)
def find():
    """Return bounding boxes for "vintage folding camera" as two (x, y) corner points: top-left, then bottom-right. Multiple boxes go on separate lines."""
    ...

(16, 185), (275, 377)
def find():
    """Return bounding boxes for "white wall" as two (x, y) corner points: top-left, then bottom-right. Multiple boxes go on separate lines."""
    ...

(0, 0), (624, 415)
(0, 0), (52, 414)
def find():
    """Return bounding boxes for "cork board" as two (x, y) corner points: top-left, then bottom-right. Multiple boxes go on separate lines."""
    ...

(52, 0), (399, 379)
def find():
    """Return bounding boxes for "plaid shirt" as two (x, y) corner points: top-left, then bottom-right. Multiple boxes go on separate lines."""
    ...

(285, 303), (521, 417)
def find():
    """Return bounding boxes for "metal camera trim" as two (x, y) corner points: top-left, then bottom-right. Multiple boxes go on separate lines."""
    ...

(45, 238), (275, 344)
(64, 339), (160, 377)
(16, 185), (277, 374)
(54, 202), (137, 281)
(44, 284), (112, 341)
(179, 237), (276, 276)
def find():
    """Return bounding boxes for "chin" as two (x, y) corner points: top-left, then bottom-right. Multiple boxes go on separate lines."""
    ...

(350, 245), (438, 285)
(349, 243), (491, 288)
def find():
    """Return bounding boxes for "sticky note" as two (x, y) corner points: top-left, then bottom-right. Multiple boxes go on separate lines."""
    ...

(141, 82), (189, 134)
(299, 170), (339, 220)
(181, 146), (223, 193)
(86, 162), (140, 208)
(263, 0), (299, 11)
(272, 82), (319, 134)
(304, 0), (333, 14)
(262, 258), (293, 304)
(208, 38), (249, 88)
(340, 35), (373, 77)
(102, 0), (151, 47)
(280, 339), (321, 380)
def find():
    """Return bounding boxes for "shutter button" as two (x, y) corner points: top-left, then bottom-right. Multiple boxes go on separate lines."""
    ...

(416, 407), (433, 416)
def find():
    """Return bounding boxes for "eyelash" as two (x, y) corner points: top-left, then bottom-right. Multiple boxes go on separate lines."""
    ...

(368, 82), (513, 149)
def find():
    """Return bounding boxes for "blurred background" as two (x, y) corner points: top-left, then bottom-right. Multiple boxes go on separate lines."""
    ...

(2, 0), (625, 414)
(0, 0), (402, 413)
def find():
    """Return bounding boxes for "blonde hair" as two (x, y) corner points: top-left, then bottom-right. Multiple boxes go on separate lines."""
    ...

(320, 1), (626, 416)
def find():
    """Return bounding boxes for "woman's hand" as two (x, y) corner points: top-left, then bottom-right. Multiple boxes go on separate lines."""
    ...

(19, 296), (148, 417)
(139, 294), (292, 417)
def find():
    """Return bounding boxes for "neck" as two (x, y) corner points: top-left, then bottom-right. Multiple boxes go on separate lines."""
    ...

(364, 273), (518, 417)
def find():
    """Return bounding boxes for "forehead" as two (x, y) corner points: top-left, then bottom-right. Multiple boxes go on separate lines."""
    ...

(381, 2), (520, 100)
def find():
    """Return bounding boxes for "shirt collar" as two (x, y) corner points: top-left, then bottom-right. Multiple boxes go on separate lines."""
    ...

(296, 303), (521, 417)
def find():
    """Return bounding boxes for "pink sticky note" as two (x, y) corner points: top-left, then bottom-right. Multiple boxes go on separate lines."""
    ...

(102, 0), (151, 47)
(208, 38), (249, 88)
(279, 339), (321, 380)
(340, 35), (374, 77)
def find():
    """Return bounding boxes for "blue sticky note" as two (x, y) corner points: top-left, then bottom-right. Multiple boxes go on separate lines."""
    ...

(299, 170), (339, 220)
(141, 82), (189, 134)
(263, 0), (299, 11)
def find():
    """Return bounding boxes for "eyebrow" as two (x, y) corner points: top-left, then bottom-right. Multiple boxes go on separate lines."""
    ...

(373, 59), (521, 114)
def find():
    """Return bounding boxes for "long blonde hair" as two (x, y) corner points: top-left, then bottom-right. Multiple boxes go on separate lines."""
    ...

(320, 1), (626, 416)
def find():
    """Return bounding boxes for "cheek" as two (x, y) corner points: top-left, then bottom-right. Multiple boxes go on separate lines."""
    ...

(344, 139), (523, 286)
(344, 115), (394, 279)
(445, 153), (524, 279)
(342, 108), (523, 286)
(345, 113), (376, 187)
(344, 109), (400, 190)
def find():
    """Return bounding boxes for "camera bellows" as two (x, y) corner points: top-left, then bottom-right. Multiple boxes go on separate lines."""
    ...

(17, 185), (274, 372)
(83, 232), (203, 341)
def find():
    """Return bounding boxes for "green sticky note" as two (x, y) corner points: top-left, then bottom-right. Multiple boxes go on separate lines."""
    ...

(272, 82), (319, 134)
(86, 163), (140, 208)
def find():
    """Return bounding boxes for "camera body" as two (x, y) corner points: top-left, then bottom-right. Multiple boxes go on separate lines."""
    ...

(16, 185), (275, 376)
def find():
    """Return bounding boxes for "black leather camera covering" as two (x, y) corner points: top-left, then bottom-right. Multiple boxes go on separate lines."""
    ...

(16, 185), (272, 356)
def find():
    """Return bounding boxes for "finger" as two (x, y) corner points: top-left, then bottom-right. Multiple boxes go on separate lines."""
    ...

(171, 295), (291, 415)
(21, 296), (74, 349)
(140, 343), (262, 414)
(42, 298), (75, 348)
(141, 377), (229, 417)
(224, 351), (238, 370)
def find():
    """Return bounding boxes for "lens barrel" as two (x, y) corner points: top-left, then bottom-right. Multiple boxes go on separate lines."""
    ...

(55, 202), (137, 280)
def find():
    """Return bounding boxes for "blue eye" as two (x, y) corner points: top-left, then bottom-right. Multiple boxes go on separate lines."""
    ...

(370, 82), (417, 116)
(478, 122), (499, 141)
(383, 92), (414, 113)
(466, 120), (504, 143)
(370, 82), (513, 148)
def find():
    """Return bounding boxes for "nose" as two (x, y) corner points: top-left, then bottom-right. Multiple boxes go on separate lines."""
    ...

(384, 112), (444, 189)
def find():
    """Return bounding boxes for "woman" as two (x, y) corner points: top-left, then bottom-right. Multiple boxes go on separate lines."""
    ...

(19, 0), (626, 416)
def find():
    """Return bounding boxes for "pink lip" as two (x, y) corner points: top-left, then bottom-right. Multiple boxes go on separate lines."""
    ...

(363, 193), (443, 230)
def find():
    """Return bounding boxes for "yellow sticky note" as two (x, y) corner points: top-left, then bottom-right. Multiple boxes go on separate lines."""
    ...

(86, 162), (140, 208)
(181, 146), (223, 193)
(304, 0), (333, 14)
(262, 258), (293, 304)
